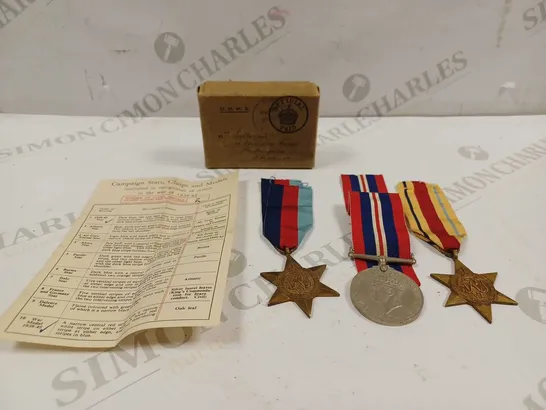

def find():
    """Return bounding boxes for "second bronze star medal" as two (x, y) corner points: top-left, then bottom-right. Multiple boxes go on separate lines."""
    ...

(396, 181), (518, 323)
(259, 178), (339, 318)
(340, 174), (424, 326)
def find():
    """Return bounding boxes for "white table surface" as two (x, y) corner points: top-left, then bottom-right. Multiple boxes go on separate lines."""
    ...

(1, 114), (546, 410)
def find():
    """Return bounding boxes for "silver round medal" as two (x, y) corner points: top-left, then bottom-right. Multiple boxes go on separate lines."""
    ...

(350, 266), (424, 326)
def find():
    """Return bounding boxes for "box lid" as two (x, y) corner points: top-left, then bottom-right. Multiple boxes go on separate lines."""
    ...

(198, 81), (320, 97)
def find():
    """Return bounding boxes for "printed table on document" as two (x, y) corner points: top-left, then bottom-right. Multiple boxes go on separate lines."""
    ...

(3, 195), (231, 341)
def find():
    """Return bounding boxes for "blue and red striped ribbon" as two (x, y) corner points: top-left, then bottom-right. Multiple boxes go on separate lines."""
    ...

(341, 174), (420, 285)
(261, 178), (313, 251)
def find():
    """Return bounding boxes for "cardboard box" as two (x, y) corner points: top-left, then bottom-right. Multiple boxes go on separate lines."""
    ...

(197, 81), (320, 169)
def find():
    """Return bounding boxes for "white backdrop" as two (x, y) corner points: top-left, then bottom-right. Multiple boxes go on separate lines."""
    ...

(1, 114), (546, 410)
(0, 0), (545, 117)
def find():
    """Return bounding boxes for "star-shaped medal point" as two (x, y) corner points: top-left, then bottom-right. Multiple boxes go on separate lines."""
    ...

(431, 258), (518, 323)
(260, 254), (340, 318)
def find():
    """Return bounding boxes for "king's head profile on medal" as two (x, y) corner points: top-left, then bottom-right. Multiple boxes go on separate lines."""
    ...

(371, 274), (405, 315)
(341, 174), (424, 326)
(259, 178), (339, 318)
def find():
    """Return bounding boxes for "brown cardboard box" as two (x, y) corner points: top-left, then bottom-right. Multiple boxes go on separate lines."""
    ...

(197, 81), (320, 169)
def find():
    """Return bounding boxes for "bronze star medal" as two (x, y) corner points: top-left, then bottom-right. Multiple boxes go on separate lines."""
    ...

(261, 253), (340, 318)
(431, 257), (517, 323)
(396, 181), (518, 323)
(259, 178), (339, 318)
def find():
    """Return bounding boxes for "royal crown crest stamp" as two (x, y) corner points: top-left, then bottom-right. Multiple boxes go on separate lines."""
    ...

(268, 96), (309, 134)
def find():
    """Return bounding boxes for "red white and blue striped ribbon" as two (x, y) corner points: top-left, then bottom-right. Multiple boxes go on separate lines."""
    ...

(341, 174), (388, 214)
(341, 174), (420, 285)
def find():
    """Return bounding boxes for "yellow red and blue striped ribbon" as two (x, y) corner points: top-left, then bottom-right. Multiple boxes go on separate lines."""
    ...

(395, 181), (467, 256)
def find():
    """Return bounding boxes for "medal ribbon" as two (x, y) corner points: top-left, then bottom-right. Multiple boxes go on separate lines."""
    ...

(341, 174), (388, 214)
(395, 181), (467, 256)
(341, 174), (420, 285)
(261, 178), (313, 252)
